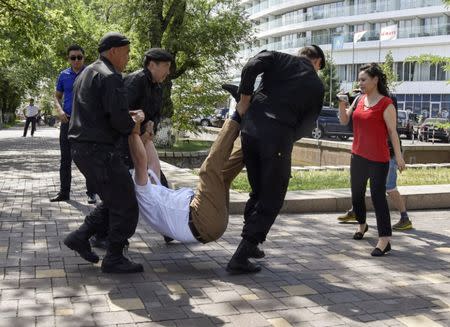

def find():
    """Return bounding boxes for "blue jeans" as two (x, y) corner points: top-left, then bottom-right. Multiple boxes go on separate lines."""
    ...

(386, 158), (397, 192)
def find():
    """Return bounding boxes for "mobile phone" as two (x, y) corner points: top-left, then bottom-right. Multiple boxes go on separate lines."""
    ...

(336, 94), (349, 103)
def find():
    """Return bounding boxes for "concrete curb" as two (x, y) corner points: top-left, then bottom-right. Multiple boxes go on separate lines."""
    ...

(161, 161), (450, 214)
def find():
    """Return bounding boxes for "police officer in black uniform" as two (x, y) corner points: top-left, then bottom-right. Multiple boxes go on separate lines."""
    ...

(64, 32), (144, 274)
(227, 45), (326, 274)
(89, 48), (174, 248)
(125, 48), (172, 139)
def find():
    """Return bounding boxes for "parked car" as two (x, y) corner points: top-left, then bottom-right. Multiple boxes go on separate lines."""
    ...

(418, 118), (450, 142)
(210, 107), (229, 128)
(193, 114), (213, 127)
(193, 108), (229, 127)
(397, 110), (414, 139)
(311, 107), (352, 140)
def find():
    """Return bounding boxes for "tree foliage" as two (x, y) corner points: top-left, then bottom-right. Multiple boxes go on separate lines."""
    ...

(0, 0), (111, 125)
(0, 0), (252, 133)
(97, 0), (252, 131)
(380, 50), (400, 91)
(320, 52), (340, 107)
(405, 54), (450, 82)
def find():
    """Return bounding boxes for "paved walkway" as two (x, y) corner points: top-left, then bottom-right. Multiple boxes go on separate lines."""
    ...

(1, 126), (450, 327)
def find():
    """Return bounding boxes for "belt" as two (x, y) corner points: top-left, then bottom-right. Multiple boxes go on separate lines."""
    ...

(188, 211), (207, 244)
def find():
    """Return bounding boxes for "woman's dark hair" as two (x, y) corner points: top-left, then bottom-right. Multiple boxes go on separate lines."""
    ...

(359, 63), (389, 96)
(67, 44), (85, 56)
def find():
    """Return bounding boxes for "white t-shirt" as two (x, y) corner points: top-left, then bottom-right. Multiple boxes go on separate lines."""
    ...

(133, 171), (197, 243)
(25, 105), (39, 118)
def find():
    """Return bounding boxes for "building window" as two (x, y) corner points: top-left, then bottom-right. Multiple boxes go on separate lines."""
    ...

(399, 19), (415, 38)
(419, 63), (430, 81)
(282, 34), (295, 49)
(311, 29), (329, 45)
(437, 63), (447, 81)
(404, 62), (412, 81)
(396, 62), (403, 81)
(336, 65), (347, 82)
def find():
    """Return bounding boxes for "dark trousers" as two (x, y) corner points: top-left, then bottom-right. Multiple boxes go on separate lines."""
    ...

(23, 117), (37, 136)
(240, 132), (293, 244)
(59, 122), (96, 196)
(351, 154), (392, 237)
(71, 142), (139, 246)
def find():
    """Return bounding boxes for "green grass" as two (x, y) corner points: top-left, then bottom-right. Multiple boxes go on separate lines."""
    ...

(158, 140), (212, 152)
(231, 168), (450, 192)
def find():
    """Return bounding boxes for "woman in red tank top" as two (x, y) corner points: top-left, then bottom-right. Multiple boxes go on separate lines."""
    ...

(338, 63), (405, 257)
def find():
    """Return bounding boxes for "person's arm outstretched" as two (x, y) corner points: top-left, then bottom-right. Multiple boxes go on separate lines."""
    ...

(128, 112), (148, 186)
(141, 121), (161, 180)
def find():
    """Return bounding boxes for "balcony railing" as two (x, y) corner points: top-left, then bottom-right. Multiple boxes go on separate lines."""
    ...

(247, 0), (443, 28)
(238, 23), (450, 58)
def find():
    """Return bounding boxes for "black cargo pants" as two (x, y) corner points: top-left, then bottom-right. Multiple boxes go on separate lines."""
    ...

(71, 142), (139, 246)
(240, 124), (294, 245)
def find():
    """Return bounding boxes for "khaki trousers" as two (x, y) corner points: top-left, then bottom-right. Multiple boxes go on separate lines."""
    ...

(190, 119), (245, 242)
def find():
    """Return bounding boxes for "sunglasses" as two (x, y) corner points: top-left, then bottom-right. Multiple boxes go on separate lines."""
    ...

(69, 55), (84, 61)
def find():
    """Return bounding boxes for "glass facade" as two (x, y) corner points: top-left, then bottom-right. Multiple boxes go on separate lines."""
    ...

(336, 62), (449, 83)
(241, 0), (449, 111)
(395, 94), (450, 117)
(246, 0), (443, 18)
(246, 16), (449, 57)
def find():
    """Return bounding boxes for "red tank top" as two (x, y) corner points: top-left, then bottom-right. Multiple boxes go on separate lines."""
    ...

(352, 95), (392, 162)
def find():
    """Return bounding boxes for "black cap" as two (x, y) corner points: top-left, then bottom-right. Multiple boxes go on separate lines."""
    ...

(311, 44), (326, 70)
(144, 48), (173, 62)
(98, 32), (130, 53)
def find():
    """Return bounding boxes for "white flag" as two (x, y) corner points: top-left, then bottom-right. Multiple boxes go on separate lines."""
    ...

(353, 30), (367, 43)
(380, 25), (398, 41)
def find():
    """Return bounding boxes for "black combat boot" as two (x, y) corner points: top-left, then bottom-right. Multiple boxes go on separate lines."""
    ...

(101, 242), (143, 274)
(221, 84), (240, 102)
(248, 246), (265, 259)
(226, 239), (262, 274)
(64, 223), (99, 263)
(89, 234), (109, 250)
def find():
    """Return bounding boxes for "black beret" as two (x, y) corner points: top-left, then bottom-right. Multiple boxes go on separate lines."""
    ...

(144, 48), (173, 62)
(311, 44), (326, 70)
(98, 32), (130, 53)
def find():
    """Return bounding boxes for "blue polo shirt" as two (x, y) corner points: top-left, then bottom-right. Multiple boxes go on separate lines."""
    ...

(56, 67), (84, 116)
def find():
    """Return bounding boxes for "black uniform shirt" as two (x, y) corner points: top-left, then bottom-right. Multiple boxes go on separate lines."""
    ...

(238, 50), (324, 141)
(68, 56), (135, 145)
(124, 68), (163, 134)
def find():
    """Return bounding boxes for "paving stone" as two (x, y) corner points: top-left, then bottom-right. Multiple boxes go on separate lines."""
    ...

(108, 297), (146, 311)
(281, 285), (318, 296)
(148, 306), (187, 321)
(1, 126), (450, 327)
(206, 290), (241, 303)
(396, 314), (444, 327)
(223, 312), (270, 326)
(197, 302), (239, 316)
(419, 274), (450, 284)
(93, 311), (135, 325)
(36, 269), (66, 279)
(172, 317), (215, 327)
(165, 283), (187, 294)
(242, 294), (260, 301)
(268, 318), (294, 327)
(55, 308), (74, 316)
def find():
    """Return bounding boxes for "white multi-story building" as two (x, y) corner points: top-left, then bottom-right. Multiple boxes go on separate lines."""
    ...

(239, 0), (450, 118)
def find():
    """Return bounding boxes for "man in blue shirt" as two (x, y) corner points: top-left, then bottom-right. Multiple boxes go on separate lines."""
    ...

(50, 45), (97, 204)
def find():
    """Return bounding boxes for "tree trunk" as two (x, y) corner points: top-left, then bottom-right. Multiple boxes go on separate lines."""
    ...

(154, 117), (174, 148)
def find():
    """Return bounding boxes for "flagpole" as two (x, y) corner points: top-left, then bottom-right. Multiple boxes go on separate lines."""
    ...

(352, 36), (355, 81)
(378, 40), (381, 63)
(330, 38), (333, 107)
